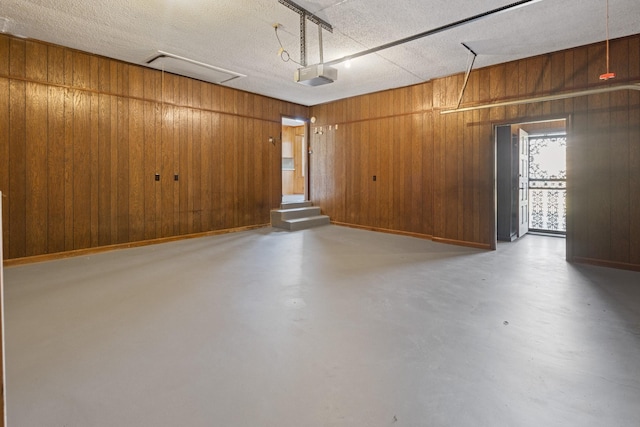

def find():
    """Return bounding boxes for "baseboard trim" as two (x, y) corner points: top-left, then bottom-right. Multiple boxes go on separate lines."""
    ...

(330, 221), (433, 241)
(571, 257), (640, 272)
(330, 221), (492, 250)
(4, 224), (270, 267)
(431, 237), (493, 250)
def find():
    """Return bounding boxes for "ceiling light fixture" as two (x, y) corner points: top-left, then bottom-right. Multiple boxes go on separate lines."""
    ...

(599, 0), (616, 80)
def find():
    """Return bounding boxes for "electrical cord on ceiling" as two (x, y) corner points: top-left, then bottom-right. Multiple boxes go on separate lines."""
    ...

(273, 24), (303, 66)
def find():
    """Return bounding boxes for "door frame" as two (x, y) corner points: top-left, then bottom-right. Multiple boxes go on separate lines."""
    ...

(280, 116), (310, 202)
(493, 115), (571, 259)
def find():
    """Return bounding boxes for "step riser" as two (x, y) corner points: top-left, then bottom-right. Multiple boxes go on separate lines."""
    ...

(284, 216), (330, 231)
(281, 202), (312, 209)
(271, 207), (321, 226)
(278, 207), (321, 220)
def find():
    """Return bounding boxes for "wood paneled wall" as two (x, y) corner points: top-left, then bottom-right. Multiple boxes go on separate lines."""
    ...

(310, 34), (640, 270)
(0, 34), (309, 260)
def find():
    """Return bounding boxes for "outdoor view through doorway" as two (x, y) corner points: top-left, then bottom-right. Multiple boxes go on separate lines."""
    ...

(528, 131), (567, 235)
(497, 119), (567, 244)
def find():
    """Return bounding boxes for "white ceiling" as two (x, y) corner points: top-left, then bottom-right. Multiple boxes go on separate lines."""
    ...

(2, 0), (639, 106)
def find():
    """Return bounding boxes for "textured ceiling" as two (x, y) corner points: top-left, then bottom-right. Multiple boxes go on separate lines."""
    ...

(2, 0), (639, 106)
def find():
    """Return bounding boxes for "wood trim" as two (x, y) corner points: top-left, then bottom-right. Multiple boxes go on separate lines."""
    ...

(331, 221), (493, 251)
(431, 237), (493, 250)
(571, 257), (640, 273)
(331, 221), (433, 240)
(3, 224), (270, 267)
(0, 74), (285, 124)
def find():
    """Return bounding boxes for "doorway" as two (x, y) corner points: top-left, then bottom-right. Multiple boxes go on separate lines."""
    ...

(497, 119), (567, 243)
(281, 117), (308, 204)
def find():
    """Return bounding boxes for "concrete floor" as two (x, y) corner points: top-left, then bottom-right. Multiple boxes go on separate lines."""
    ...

(4, 225), (640, 426)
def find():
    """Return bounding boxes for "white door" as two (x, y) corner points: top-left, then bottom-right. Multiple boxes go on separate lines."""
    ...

(518, 129), (529, 237)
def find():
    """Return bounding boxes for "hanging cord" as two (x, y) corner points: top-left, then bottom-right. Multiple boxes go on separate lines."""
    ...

(274, 24), (303, 66)
(600, 0), (616, 80)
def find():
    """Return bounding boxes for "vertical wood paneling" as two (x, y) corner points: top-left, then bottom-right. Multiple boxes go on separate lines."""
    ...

(222, 115), (235, 228)
(422, 111), (434, 236)
(3, 32), (640, 270)
(270, 121), (282, 211)
(9, 79), (27, 258)
(391, 116), (402, 230)
(570, 47), (589, 258)
(489, 64), (506, 122)
(161, 104), (174, 237)
(505, 61), (519, 118)
(25, 82), (48, 256)
(2, 33), (303, 260)
(0, 36), (9, 76)
(629, 37), (640, 265)
(400, 115), (413, 232)
(525, 56), (545, 117)
(477, 66), (494, 247)
(431, 78), (444, 238)
(260, 120), (271, 221)
(200, 96), (213, 231)
(116, 95), (129, 244)
(345, 123), (357, 224)
(359, 122), (371, 226)
(142, 88), (158, 240)
(609, 38), (631, 263)
(192, 109), (202, 230)
(336, 121), (346, 222)
(211, 113), (223, 229)
(178, 105), (189, 234)
(0, 77), (10, 257)
(97, 92), (112, 246)
(128, 99), (145, 242)
(9, 38), (26, 78)
(378, 116), (391, 228)
(73, 90), (91, 249)
(549, 51), (566, 114)
(90, 92), (99, 247)
(409, 114), (423, 233)
(586, 44), (611, 261)
(309, 36), (639, 265)
(234, 116), (244, 227)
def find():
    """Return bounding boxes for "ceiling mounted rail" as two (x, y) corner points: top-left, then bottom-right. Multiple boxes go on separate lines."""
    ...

(440, 83), (640, 114)
(322, 0), (541, 67)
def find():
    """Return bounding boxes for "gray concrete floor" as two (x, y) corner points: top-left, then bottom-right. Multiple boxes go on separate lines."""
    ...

(4, 225), (640, 426)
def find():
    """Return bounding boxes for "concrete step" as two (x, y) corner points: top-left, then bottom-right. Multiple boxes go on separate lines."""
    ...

(280, 201), (312, 209)
(282, 215), (330, 231)
(271, 201), (330, 231)
(271, 206), (321, 228)
(277, 206), (321, 220)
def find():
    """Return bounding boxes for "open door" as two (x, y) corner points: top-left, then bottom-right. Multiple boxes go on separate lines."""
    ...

(281, 117), (308, 204)
(518, 128), (529, 237)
